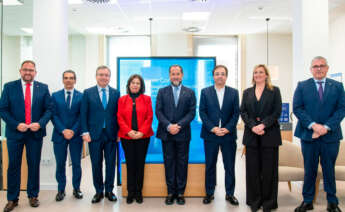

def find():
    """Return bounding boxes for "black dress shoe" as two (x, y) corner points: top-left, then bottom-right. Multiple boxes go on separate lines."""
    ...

(176, 194), (185, 205)
(225, 195), (239, 206)
(295, 202), (313, 212)
(29, 197), (40, 207)
(126, 194), (134, 204)
(328, 203), (342, 212)
(135, 192), (143, 204)
(105, 192), (117, 202)
(91, 193), (104, 203)
(203, 194), (214, 204)
(73, 189), (83, 199)
(165, 194), (175, 205)
(55, 191), (66, 201)
(3, 200), (18, 212)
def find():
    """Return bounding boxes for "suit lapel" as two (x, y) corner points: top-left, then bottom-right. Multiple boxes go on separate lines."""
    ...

(15, 80), (25, 112)
(248, 87), (256, 114)
(176, 85), (186, 108)
(32, 81), (40, 109)
(93, 86), (104, 110)
(308, 78), (322, 104)
(258, 87), (269, 115)
(211, 86), (221, 110)
(168, 86), (176, 108)
(323, 78), (332, 104)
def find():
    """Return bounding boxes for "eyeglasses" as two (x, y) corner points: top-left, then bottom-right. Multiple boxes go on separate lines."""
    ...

(97, 73), (110, 77)
(312, 65), (327, 70)
(63, 77), (75, 80)
(21, 68), (35, 73)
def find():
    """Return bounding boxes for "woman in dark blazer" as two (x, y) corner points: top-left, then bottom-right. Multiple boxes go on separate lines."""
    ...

(117, 74), (154, 204)
(240, 64), (282, 212)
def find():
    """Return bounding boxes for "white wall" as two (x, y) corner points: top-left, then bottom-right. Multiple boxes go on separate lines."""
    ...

(69, 35), (87, 91)
(244, 33), (293, 106)
(152, 34), (192, 56)
(2, 35), (21, 85)
(330, 6), (345, 135)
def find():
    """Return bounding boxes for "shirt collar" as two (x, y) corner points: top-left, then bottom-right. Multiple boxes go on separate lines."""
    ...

(21, 79), (34, 86)
(313, 78), (326, 83)
(64, 88), (74, 94)
(97, 85), (109, 92)
(171, 83), (182, 90)
(214, 85), (225, 92)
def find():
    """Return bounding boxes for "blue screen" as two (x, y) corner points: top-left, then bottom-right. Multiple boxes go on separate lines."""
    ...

(117, 57), (216, 164)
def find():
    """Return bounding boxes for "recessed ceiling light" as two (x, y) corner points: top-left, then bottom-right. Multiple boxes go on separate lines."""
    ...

(182, 12), (210, 21)
(182, 26), (201, 33)
(248, 16), (292, 21)
(3, 0), (23, 6)
(21, 28), (33, 34)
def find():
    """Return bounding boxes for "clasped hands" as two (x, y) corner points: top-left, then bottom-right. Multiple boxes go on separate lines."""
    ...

(128, 130), (144, 139)
(251, 123), (265, 135)
(311, 123), (328, 139)
(211, 127), (230, 136)
(17, 122), (41, 132)
(168, 124), (181, 135)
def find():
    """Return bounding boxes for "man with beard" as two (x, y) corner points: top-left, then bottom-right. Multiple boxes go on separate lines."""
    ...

(0, 60), (53, 212)
(156, 65), (196, 205)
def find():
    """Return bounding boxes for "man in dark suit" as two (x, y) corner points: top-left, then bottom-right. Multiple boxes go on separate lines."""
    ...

(51, 70), (83, 201)
(156, 65), (196, 205)
(199, 65), (240, 205)
(81, 65), (120, 203)
(0, 60), (53, 212)
(293, 56), (345, 212)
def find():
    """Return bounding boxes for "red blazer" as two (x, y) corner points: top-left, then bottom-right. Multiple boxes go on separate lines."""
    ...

(117, 94), (154, 139)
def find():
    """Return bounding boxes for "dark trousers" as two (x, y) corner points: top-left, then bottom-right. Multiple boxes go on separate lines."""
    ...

(301, 139), (339, 204)
(88, 130), (117, 194)
(121, 138), (150, 196)
(162, 139), (190, 195)
(7, 134), (43, 201)
(204, 138), (237, 196)
(245, 139), (279, 210)
(53, 139), (83, 192)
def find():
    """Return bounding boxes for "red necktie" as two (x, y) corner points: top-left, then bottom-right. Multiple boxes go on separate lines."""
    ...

(25, 83), (31, 124)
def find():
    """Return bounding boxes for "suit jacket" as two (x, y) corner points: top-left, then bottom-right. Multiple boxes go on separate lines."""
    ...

(156, 85), (196, 141)
(241, 86), (282, 147)
(0, 79), (53, 140)
(293, 78), (345, 142)
(117, 94), (154, 139)
(80, 85), (120, 141)
(199, 85), (239, 142)
(51, 89), (83, 143)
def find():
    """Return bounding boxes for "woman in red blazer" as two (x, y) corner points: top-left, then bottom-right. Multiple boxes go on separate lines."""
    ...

(117, 74), (154, 204)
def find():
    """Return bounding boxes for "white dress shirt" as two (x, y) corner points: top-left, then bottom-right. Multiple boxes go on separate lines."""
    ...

(215, 86), (225, 127)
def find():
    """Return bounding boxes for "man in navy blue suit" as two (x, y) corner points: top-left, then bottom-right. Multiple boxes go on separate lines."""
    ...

(81, 65), (120, 204)
(0, 60), (53, 212)
(156, 65), (196, 205)
(199, 65), (240, 205)
(293, 56), (345, 212)
(51, 70), (83, 201)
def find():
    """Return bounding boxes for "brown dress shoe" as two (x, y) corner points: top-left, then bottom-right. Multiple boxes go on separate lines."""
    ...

(29, 197), (40, 207)
(3, 200), (18, 212)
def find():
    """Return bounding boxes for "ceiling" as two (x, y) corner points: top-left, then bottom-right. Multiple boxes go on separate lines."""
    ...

(2, 0), (345, 36)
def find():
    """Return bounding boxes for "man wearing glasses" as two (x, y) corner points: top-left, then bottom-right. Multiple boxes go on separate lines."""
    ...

(0, 60), (53, 212)
(293, 56), (345, 212)
(81, 66), (120, 204)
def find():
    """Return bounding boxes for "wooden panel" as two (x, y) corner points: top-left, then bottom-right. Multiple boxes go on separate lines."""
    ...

(2, 139), (28, 190)
(281, 130), (292, 142)
(122, 163), (206, 197)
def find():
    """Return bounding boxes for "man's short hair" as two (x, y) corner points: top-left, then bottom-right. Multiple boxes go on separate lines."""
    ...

(311, 56), (328, 67)
(96, 65), (111, 75)
(21, 60), (36, 68)
(169, 65), (183, 74)
(63, 70), (77, 80)
(212, 65), (228, 76)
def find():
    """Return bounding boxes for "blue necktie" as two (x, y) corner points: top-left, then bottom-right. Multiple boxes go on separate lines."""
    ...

(101, 88), (107, 128)
(101, 88), (107, 109)
(317, 81), (324, 101)
(66, 91), (71, 109)
(173, 86), (178, 107)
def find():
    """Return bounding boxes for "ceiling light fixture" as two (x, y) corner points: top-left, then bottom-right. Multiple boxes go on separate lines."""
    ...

(182, 26), (201, 33)
(3, 0), (23, 6)
(21, 28), (33, 34)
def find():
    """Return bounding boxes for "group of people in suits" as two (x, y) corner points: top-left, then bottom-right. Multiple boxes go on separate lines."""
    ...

(0, 55), (344, 212)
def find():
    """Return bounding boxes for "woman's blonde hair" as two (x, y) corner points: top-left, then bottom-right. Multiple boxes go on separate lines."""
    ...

(251, 64), (273, 90)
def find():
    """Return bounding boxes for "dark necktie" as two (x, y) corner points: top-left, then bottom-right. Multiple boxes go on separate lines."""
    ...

(66, 91), (71, 109)
(317, 81), (324, 101)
